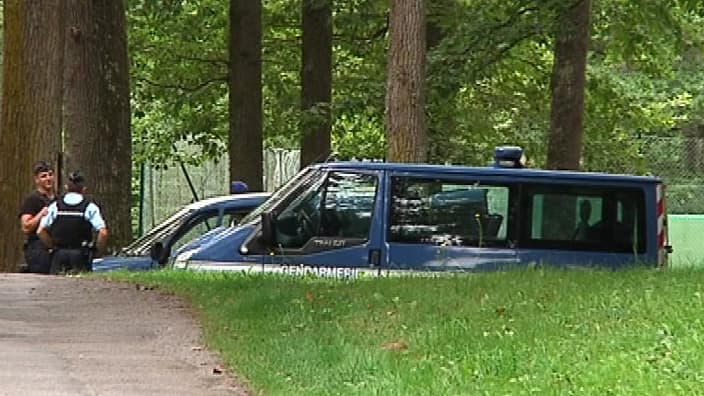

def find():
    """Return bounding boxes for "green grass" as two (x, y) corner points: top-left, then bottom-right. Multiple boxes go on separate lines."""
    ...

(103, 268), (704, 395)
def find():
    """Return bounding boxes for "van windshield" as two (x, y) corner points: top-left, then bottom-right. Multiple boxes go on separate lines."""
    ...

(239, 167), (323, 225)
(273, 171), (378, 249)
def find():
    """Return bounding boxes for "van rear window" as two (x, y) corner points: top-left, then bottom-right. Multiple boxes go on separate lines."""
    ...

(389, 177), (510, 247)
(521, 185), (646, 253)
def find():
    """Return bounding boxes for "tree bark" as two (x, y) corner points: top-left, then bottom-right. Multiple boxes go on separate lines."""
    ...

(300, 0), (333, 168)
(386, 0), (428, 163)
(546, 0), (591, 170)
(0, 0), (64, 271)
(229, 0), (263, 191)
(63, 0), (132, 249)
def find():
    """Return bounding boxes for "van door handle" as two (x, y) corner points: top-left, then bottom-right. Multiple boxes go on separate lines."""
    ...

(368, 249), (381, 267)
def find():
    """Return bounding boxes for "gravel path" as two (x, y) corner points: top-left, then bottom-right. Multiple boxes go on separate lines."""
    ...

(0, 274), (250, 396)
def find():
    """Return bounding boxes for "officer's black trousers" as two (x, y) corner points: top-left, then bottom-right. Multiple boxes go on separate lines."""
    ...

(50, 248), (92, 274)
(24, 239), (51, 274)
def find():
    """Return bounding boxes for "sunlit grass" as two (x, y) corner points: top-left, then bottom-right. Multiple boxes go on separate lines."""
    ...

(104, 267), (704, 395)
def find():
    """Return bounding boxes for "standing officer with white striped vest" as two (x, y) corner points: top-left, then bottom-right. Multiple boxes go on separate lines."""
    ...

(37, 171), (109, 274)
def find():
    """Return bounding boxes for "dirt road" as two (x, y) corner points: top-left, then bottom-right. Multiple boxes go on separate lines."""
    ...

(0, 274), (249, 396)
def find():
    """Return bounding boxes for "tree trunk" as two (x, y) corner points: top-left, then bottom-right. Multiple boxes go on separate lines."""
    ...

(546, 0), (591, 170)
(386, 0), (428, 163)
(0, 1), (64, 272)
(229, 0), (263, 191)
(300, 0), (333, 168)
(63, 0), (132, 249)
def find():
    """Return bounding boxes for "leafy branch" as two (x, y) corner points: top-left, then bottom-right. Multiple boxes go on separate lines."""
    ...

(138, 76), (228, 92)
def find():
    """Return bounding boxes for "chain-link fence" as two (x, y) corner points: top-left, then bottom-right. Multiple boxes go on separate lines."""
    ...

(582, 135), (704, 214)
(140, 136), (703, 222)
(139, 148), (300, 233)
(640, 136), (704, 215)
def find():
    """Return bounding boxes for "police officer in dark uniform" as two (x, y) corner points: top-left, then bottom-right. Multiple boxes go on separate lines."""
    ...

(37, 171), (109, 274)
(19, 160), (56, 273)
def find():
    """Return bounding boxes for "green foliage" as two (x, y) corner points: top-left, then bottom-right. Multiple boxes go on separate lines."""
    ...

(129, 0), (229, 167)
(127, 0), (704, 176)
(330, 0), (388, 159)
(128, 0), (390, 163)
(262, 0), (302, 149)
(105, 267), (704, 395)
(423, 0), (704, 171)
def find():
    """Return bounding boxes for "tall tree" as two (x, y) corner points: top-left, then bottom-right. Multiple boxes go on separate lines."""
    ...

(546, 0), (591, 170)
(0, 0), (64, 272)
(230, 0), (263, 190)
(63, 0), (132, 248)
(300, 0), (333, 167)
(386, 0), (427, 163)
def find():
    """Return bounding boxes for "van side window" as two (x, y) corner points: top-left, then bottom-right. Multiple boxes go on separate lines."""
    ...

(274, 171), (377, 250)
(320, 172), (377, 239)
(523, 186), (645, 253)
(531, 195), (605, 241)
(389, 177), (510, 247)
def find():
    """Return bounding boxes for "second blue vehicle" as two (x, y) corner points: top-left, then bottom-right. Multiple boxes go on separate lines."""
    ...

(93, 192), (268, 272)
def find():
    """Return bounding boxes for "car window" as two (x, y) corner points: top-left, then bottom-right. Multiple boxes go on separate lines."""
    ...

(171, 211), (220, 253)
(123, 208), (193, 256)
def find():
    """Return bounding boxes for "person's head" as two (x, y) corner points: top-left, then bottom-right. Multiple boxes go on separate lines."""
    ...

(66, 171), (86, 194)
(32, 160), (55, 194)
(231, 180), (249, 194)
(579, 200), (592, 222)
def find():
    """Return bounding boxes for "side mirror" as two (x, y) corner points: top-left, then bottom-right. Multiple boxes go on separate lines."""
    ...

(260, 211), (276, 246)
(150, 242), (164, 262)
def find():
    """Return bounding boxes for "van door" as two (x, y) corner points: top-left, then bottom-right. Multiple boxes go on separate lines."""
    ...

(259, 169), (385, 272)
(383, 173), (518, 272)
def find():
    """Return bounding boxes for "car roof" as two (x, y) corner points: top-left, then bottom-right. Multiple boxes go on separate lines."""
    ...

(185, 192), (270, 211)
(312, 162), (662, 184)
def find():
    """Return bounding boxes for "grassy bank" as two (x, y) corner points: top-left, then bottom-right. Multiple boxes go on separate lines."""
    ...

(104, 268), (704, 395)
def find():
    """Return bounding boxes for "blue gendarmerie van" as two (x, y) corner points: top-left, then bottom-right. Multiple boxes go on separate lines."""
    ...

(173, 147), (672, 276)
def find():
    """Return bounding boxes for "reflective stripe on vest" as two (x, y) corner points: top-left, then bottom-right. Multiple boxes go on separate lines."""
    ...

(56, 211), (85, 217)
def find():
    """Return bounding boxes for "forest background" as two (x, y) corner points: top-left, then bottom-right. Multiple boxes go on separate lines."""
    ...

(1, 0), (704, 271)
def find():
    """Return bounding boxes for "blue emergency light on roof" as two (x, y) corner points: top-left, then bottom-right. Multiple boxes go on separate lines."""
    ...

(230, 181), (249, 194)
(493, 146), (526, 168)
